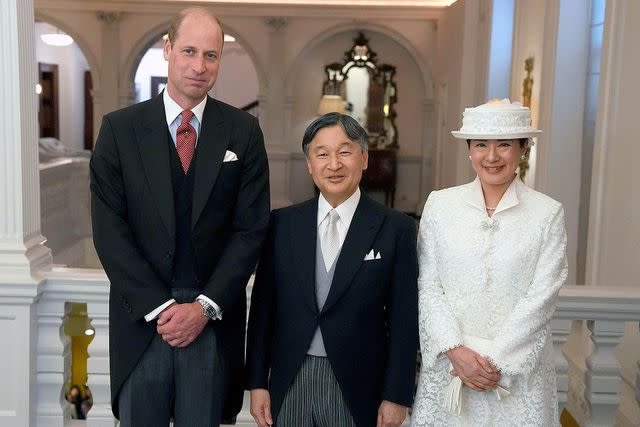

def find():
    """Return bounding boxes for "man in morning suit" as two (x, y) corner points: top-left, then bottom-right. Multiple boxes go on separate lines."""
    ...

(246, 113), (418, 427)
(90, 7), (269, 426)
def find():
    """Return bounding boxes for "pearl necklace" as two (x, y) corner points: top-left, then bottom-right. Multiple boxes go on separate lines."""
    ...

(485, 206), (497, 211)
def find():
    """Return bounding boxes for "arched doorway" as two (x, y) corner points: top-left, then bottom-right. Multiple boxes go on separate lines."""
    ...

(35, 21), (93, 152)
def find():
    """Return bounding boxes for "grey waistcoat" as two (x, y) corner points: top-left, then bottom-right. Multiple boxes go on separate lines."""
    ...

(307, 236), (340, 356)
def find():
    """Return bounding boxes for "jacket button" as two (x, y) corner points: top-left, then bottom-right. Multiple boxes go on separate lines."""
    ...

(165, 251), (173, 259)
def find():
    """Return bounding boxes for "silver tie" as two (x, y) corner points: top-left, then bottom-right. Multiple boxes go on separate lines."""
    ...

(321, 210), (340, 271)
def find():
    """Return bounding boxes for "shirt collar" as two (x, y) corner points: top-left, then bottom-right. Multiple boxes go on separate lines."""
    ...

(463, 175), (520, 214)
(163, 89), (207, 127)
(317, 187), (361, 227)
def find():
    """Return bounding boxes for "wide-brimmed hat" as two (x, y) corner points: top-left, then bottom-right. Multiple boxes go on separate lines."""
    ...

(451, 99), (542, 141)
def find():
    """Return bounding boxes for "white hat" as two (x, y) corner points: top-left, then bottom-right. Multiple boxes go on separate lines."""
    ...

(451, 99), (542, 141)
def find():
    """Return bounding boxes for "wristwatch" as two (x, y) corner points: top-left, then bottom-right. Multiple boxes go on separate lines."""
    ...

(196, 298), (219, 320)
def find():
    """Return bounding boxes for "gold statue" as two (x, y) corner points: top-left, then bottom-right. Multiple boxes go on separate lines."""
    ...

(522, 57), (534, 108)
(520, 57), (534, 181)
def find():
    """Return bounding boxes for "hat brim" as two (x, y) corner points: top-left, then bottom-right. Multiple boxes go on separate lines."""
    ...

(451, 130), (542, 140)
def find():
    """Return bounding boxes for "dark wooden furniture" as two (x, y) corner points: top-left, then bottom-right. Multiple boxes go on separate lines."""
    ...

(361, 148), (397, 207)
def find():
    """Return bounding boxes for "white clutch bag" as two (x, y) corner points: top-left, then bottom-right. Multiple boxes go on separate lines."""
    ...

(442, 335), (512, 415)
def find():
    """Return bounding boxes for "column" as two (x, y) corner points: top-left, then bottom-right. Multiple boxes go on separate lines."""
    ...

(263, 17), (288, 149)
(0, 1), (52, 426)
(417, 98), (435, 213)
(118, 78), (135, 109)
(96, 11), (122, 117)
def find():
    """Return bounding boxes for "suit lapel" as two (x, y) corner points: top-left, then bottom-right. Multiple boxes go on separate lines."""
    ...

(321, 194), (385, 314)
(192, 97), (228, 228)
(136, 94), (175, 239)
(291, 198), (320, 316)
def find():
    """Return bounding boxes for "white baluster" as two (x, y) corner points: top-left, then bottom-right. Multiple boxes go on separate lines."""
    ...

(636, 360), (640, 410)
(552, 318), (572, 407)
(561, 320), (593, 425)
(85, 299), (114, 427)
(35, 298), (71, 427)
(585, 319), (626, 425)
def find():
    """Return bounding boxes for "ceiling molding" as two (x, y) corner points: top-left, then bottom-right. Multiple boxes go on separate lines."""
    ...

(34, 0), (449, 20)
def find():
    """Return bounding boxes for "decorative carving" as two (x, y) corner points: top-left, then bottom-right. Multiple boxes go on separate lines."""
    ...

(265, 17), (288, 31)
(96, 11), (122, 26)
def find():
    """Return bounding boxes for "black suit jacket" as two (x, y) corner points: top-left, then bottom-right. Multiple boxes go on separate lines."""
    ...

(90, 94), (270, 420)
(246, 193), (418, 427)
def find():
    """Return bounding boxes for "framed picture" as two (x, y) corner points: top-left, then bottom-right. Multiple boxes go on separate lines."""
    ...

(151, 76), (167, 97)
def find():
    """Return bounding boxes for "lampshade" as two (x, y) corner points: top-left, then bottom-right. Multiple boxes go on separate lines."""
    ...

(317, 94), (346, 115)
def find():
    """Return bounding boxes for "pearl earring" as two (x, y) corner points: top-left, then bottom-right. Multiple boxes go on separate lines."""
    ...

(521, 154), (526, 160)
(468, 155), (472, 160)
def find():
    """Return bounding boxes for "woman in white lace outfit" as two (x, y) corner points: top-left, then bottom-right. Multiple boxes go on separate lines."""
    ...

(411, 100), (568, 427)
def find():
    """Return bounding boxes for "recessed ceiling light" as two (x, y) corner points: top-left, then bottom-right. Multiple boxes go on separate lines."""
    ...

(41, 33), (73, 47)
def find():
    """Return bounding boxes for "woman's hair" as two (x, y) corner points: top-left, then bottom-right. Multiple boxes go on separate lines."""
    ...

(466, 138), (528, 149)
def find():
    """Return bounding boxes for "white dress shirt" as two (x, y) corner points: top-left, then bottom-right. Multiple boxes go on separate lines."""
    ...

(163, 89), (206, 146)
(144, 91), (221, 322)
(316, 187), (361, 248)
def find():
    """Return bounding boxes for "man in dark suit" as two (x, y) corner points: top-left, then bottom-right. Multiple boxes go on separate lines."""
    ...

(246, 113), (418, 427)
(90, 7), (269, 426)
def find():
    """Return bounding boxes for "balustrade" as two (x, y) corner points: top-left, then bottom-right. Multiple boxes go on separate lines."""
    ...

(34, 275), (640, 427)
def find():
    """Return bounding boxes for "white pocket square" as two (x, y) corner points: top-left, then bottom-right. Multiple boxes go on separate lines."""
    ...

(223, 150), (238, 162)
(364, 249), (382, 261)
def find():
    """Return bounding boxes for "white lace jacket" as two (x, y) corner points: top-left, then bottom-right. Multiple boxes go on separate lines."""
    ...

(411, 177), (568, 426)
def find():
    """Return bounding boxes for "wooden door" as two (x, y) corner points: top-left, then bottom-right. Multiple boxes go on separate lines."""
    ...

(38, 63), (59, 139)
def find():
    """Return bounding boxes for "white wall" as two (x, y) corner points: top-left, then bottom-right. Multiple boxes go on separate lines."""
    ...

(134, 46), (165, 102)
(487, 0), (515, 100)
(434, 0), (492, 190)
(577, 0), (606, 285)
(35, 22), (89, 151)
(212, 43), (260, 109)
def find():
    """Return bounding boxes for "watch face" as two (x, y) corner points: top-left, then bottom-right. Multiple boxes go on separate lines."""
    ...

(205, 306), (215, 317)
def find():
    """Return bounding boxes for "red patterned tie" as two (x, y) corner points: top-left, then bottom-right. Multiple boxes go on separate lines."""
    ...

(176, 110), (196, 173)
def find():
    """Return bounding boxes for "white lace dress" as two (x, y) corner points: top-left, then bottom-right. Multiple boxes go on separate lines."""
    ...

(411, 177), (568, 427)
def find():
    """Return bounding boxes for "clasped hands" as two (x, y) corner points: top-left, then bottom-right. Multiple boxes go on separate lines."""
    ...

(446, 346), (501, 391)
(156, 302), (208, 347)
(250, 389), (407, 427)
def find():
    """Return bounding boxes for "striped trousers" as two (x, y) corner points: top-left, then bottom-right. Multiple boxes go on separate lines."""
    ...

(277, 355), (357, 427)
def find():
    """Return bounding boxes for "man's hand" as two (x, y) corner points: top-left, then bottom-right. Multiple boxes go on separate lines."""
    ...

(250, 388), (273, 427)
(156, 302), (208, 347)
(376, 400), (407, 427)
(446, 346), (500, 391)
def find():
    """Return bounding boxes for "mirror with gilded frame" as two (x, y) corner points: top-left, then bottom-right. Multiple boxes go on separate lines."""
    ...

(320, 32), (398, 149)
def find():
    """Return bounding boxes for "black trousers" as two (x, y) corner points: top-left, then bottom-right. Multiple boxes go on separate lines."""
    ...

(119, 288), (225, 427)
